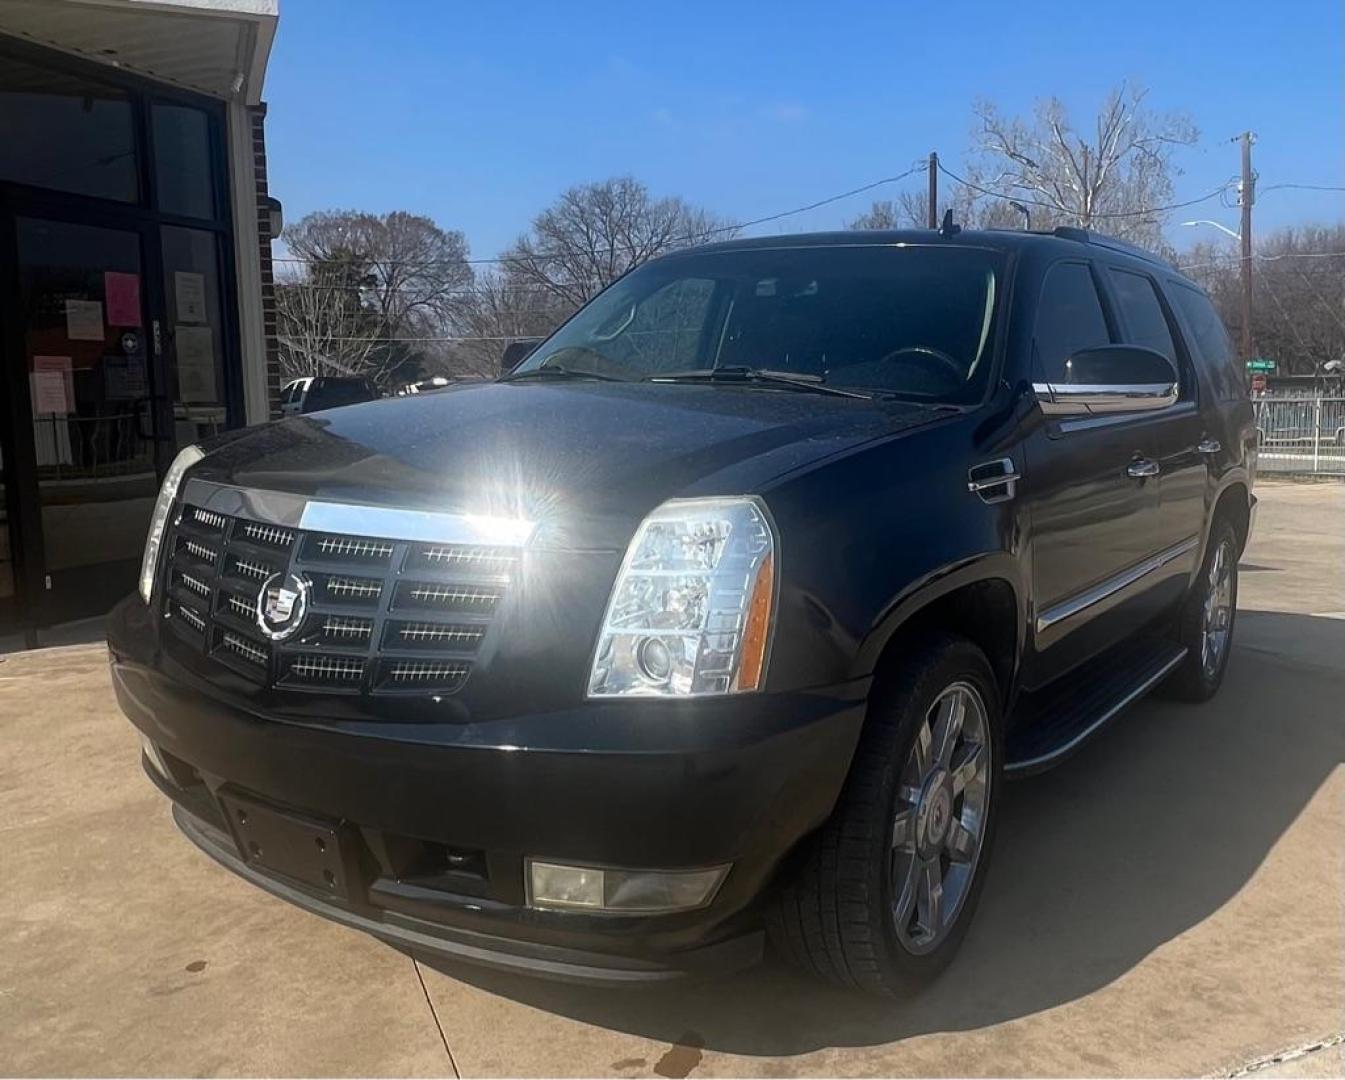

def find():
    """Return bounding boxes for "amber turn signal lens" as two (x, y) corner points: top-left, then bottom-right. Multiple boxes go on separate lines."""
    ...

(735, 550), (774, 691)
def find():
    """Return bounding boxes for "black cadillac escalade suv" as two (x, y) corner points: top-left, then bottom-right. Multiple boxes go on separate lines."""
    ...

(109, 227), (1256, 996)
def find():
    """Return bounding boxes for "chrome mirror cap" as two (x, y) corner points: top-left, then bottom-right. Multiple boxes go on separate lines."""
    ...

(1033, 344), (1179, 417)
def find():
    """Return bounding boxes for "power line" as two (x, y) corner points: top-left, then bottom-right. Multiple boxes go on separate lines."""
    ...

(1179, 250), (1345, 270)
(1259, 183), (1345, 194)
(936, 161), (1235, 219)
(271, 164), (925, 271)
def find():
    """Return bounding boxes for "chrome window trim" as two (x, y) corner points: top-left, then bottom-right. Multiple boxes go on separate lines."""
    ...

(1032, 381), (1179, 416)
(1036, 535), (1199, 634)
(178, 480), (535, 547)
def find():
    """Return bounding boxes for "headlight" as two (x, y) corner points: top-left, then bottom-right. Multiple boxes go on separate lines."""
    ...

(138, 444), (205, 603)
(587, 497), (777, 697)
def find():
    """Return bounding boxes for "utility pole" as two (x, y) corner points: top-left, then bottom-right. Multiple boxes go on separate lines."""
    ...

(927, 152), (938, 229)
(1239, 131), (1257, 362)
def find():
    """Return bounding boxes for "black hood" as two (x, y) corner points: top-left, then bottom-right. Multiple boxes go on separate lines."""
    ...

(196, 381), (939, 548)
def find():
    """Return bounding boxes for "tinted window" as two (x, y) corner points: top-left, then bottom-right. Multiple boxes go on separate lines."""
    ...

(0, 58), (138, 202)
(1169, 282), (1244, 401)
(303, 379), (376, 412)
(152, 104), (217, 219)
(1033, 262), (1111, 382)
(1108, 268), (1177, 362)
(520, 246), (1003, 402)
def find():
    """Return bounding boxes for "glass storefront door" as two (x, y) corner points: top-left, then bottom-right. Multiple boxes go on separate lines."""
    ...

(11, 216), (160, 624)
(0, 43), (241, 639)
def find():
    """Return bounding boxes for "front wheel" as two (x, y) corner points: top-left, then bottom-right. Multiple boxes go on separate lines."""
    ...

(1164, 518), (1239, 702)
(767, 635), (1002, 995)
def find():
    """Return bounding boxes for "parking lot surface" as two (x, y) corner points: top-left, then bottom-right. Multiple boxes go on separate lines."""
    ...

(2, 480), (1342, 1077)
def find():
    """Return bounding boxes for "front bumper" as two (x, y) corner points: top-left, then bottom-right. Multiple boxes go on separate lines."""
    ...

(110, 596), (866, 984)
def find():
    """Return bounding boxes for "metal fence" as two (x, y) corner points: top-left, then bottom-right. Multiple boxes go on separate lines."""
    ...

(1253, 397), (1345, 476)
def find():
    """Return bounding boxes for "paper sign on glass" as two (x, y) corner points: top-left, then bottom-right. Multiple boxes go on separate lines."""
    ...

(30, 356), (74, 415)
(104, 272), (142, 326)
(175, 325), (217, 402)
(174, 271), (207, 323)
(65, 299), (105, 341)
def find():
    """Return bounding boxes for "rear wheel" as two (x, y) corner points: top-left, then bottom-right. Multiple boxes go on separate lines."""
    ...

(1165, 517), (1239, 702)
(767, 635), (1002, 995)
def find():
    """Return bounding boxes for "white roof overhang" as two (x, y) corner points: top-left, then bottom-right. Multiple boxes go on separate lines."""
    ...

(0, 0), (278, 104)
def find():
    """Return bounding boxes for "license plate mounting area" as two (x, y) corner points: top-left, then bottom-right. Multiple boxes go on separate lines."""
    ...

(219, 793), (351, 899)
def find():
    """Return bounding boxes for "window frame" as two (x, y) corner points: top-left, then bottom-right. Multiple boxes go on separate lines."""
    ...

(1031, 257), (1118, 385)
(1097, 262), (1199, 405)
(1165, 278), (1244, 402)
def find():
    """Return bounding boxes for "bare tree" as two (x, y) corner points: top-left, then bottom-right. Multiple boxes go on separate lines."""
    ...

(967, 83), (1197, 250)
(440, 272), (566, 378)
(276, 210), (473, 388)
(500, 176), (736, 309)
(1184, 224), (1345, 376)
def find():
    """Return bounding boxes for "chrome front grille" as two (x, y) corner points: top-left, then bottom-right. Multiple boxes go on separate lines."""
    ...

(162, 499), (512, 698)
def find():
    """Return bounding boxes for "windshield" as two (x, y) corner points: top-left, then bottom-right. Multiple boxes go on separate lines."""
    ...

(514, 245), (1003, 401)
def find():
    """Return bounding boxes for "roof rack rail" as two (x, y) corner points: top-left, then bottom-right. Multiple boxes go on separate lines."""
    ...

(1050, 226), (1166, 267)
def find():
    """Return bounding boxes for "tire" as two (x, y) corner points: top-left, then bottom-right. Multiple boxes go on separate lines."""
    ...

(766, 634), (1003, 996)
(1164, 517), (1239, 702)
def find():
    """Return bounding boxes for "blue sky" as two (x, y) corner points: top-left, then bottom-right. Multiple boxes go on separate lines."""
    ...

(265, 0), (1343, 261)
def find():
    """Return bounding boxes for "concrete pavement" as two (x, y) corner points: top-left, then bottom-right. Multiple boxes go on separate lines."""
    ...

(1, 480), (1341, 1076)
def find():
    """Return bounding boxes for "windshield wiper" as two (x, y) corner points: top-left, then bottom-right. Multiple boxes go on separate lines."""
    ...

(646, 366), (873, 400)
(499, 364), (625, 383)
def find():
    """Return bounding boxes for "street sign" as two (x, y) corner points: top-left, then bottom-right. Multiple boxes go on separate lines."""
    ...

(1247, 358), (1277, 373)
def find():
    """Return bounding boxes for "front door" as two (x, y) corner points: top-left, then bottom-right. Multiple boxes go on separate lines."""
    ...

(1021, 260), (1168, 687)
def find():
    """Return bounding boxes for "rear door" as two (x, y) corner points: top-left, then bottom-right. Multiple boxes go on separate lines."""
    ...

(1100, 264), (1207, 589)
(1022, 260), (1170, 685)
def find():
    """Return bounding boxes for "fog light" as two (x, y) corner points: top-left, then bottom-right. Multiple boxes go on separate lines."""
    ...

(527, 860), (729, 914)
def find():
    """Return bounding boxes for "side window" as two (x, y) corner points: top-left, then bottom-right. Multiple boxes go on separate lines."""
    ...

(1033, 262), (1111, 383)
(1107, 268), (1177, 363)
(1169, 282), (1244, 401)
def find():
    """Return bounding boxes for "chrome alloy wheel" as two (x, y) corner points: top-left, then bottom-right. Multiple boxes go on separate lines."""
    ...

(889, 681), (991, 954)
(1201, 537), (1235, 677)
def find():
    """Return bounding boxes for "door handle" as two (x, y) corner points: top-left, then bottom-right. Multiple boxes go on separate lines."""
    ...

(1196, 438), (1221, 454)
(1127, 457), (1160, 479)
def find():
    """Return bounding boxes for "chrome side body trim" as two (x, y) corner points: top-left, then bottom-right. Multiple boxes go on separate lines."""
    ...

(1004, 646), (1187, 774)
(1035, 535), (1200, 634)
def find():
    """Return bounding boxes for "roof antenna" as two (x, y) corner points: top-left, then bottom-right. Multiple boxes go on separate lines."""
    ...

(938, 208), (961, 236)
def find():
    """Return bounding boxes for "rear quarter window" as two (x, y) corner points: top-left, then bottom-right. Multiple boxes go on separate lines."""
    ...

(1107, 268), (1177, 362)
(1168, 282), (1245, 402)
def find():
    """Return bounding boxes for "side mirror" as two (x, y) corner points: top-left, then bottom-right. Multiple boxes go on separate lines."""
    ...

(500, 338), (541, 373)
(1033, 345), (1178, 416)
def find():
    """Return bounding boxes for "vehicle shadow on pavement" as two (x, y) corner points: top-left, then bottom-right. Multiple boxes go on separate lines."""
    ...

(419, 611), (1345, 1055)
